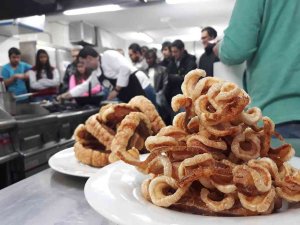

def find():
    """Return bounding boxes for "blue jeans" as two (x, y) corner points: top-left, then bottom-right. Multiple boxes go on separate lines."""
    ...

(144, 85), (157, 106)
(276, 121), (300, 138)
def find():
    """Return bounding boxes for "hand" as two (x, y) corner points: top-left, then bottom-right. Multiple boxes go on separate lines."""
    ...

(213, 42), (220, 57)
(107, 90), (118, 100)
(14, 74), (25, 80)
(57, 92), (72, 101)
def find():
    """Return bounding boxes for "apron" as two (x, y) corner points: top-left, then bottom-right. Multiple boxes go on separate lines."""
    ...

(97, 68), (146, 103)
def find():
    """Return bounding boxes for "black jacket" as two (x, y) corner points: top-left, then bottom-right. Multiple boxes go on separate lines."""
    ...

(146, 64), (168, 106)
(166, 50), (197, 102)
(198, 44), (219, 76)
(159, 58), (171, 68)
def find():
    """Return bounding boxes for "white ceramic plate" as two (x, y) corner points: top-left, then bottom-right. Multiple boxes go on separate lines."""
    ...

(84, 157), (300, 225)
(48, 147), (100, 177)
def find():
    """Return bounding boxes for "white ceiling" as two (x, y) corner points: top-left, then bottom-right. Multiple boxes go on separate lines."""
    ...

(47, 0), (236, 44)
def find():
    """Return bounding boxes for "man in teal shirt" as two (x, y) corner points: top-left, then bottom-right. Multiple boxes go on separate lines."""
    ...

(2, 47), (31, 102)
(215, 0), (300, 138)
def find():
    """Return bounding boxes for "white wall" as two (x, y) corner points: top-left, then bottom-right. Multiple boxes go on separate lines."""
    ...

(0, 36), (20, 68)
(97, 28), (127, 53)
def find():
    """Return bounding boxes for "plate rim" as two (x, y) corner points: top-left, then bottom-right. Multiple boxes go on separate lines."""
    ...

(84, 156), (300, 225)
(48, 147), (99, 178)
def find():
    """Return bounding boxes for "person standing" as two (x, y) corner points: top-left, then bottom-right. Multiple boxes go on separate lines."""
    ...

(69, 59), (101, 97)
(160, 41), (172, 68)
(1, 47), (31, 103)
(58, 47), (147, 103)
(214, 0), (300, 138)
(145, 49), (172, 124)
(198, 26), (220, 76)
(27, 49), (60, 101)
(166, 39), (197, 103)
(61, 48), (81, 93)
(128, 43), (148, 72)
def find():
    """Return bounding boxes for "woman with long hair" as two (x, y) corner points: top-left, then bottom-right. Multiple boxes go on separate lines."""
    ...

(68, 59), (101, 96)
(28, 49), (60, 101)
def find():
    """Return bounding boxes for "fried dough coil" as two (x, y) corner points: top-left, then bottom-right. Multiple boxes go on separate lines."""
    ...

(129, 96), (165, 134)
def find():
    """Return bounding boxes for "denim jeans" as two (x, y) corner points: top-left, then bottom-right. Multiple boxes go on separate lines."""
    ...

(144, 85), (157, 106)
(276, 121), (300, 138)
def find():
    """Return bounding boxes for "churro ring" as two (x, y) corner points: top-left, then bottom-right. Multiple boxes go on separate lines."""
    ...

(268, 144), (295, 167)
(233, 163), (272, 195)
(276, 162), (300, 202)
(148, 175), (189, 207)
(85, 115), (115, 149)
(231, 128), (261, 161)
(109, 112), (152, 162)
(238, 187), (276, 213)
(157, 126), (187, 140)
(200, 188), (235, 212)
(74, 142), (110, 167)
(187, 116), (200, 133)
(191, 77), (221, 101)
(172, 112), (188, 132)
(129, 96), (165, 134)
(74, 124), (100, 146)
(181, 69), (206, 98)
(239, 107), (262, 126)
(145, 136), (179, 152)
(99, 103), (137, 124)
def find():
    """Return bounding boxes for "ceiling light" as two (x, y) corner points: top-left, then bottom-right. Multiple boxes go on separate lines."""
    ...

(166, 0), (199, 4)
(63, 4), (122, 16)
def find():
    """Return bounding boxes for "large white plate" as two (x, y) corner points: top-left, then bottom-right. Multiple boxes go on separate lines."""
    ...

(84, 156), (300, 225)
(49, 147), (100, 177)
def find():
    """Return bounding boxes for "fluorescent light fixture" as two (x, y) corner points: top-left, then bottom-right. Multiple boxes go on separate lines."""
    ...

(166, 0), (199, 4)
(63, 4), (122, 16)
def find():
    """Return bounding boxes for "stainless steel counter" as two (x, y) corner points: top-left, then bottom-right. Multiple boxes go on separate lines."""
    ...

(0, 169), (118, 225)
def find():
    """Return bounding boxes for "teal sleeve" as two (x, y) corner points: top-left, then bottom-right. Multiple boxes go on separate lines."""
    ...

(219, 0), (265, 65)
(24, 63), (32, 72)
(1, 67), (10, 79)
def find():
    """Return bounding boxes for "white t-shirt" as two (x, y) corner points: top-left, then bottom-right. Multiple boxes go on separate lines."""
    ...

(70, 50), (150, 97)
(28, 68), (60, 90)
(147, 68), (155, 88)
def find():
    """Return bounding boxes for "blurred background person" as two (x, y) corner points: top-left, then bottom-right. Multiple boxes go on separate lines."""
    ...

(160, 41), (172, 68)
(145, 49), (172, 124)
(199, 26), (220, 76)
(166, 39), (197, 104)
(128, 43), (148, 72)
(61, 48), (80, 93)
(69, 59), (101, 97)
(214, 0), (300, 138)
(58, 47), (147, 103)
(1, 47), (31, 103)
(116, 48), (125, 56)
(27, 49), (60, 101)
(141, 45), (149, 58)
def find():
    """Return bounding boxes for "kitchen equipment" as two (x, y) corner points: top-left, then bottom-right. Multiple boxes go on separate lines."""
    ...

(0, 77), (16, 116)
(74, 95), (103, 107)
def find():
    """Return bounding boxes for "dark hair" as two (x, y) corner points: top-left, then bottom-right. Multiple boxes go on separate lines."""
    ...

(74, 59), (90, 85)
(8, 47), (21, 57)
(161, 41), (171, 51)
(32, 49), (54, 80)
(78, 46), (99, 58)
(202, 27), (217, 39)
(145, 49), (157, 61)
(128, 43), (142, 54)
(171, 40), (185, 50)
(141, 46), (149, 52)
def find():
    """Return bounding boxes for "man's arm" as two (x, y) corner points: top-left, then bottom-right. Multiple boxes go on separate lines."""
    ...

(68, 70), (99, 97)
(218, 0), (265, 65)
